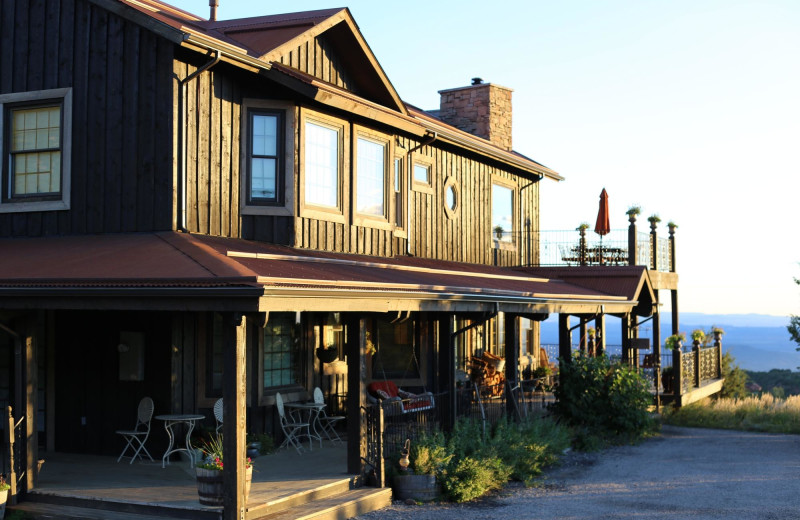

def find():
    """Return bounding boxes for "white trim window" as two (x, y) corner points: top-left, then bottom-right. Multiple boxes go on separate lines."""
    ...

(492, 182), (514, 243)
(304, 121), (340, 209)
(355, 137), (385, 217)
(0, 88), (72, 213)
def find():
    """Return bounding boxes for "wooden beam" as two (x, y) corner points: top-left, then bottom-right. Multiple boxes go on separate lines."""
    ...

(222, 312), (246, 520)
(346, 316), (367, 475)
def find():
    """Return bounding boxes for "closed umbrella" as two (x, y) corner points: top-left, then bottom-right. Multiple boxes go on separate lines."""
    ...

(594, 189), (610, 264)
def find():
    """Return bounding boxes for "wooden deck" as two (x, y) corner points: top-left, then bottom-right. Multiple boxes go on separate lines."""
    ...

(10, 441), (392, 520)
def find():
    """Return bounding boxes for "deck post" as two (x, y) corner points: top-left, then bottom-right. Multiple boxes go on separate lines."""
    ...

(438, 314), (456, 431)
(595, 314), (606, 357)
(621, 314), (631, 365)
(558, 314), (571, 365)
(693, 341), (702, 388)
(669, 224), (679, 334)
(627, 213), (637, 265)
(578, 227), (587, 266)
(6, 406), (17, 503)
(346, 316), (367, 475)
(222, 312), (246, 520)
(504, 314), (520, 420)
(672, 346), (682, 406)
(714, 331), (723, 378)
(578, 318), (587, 355)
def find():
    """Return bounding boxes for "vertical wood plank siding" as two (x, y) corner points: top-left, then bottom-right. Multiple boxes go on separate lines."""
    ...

(278, 35), (355, 92)
(0, 0), (174, 237)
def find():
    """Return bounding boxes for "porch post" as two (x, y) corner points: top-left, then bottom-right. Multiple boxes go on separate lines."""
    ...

(504, 314), (520, 419)
(621, 314), (631, 365)
(669, 224), (679, 335)
(346, 316), (367, 475)
(437, 314), (456, 431)
(595, 314), (606, 357)
(222, 312), (246, 520)
(578, 317), (587, 355)
(558, 314), (571, 364)
(653, 297), (662, 412)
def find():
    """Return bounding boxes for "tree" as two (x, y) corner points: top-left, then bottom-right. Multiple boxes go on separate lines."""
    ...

(719, 351), (748, 399)
(789, 277), (800, 350)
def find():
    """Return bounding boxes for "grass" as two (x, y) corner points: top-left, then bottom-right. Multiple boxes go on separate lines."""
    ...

(664, 394), (800, 434)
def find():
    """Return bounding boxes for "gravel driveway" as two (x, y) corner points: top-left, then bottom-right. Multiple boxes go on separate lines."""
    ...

(356, 426), (800, 520)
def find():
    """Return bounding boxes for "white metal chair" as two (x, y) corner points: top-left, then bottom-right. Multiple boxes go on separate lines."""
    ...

(275, 392), (309, 454)
(213, 398), (223, 434)
(116, 397), (155, 464)
(313, 387), (344, 443)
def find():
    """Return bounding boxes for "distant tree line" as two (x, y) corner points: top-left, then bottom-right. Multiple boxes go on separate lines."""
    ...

(745, 369), (800, 397)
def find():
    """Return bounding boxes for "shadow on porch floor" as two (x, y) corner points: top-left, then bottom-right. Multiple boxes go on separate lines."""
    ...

(26, 440), (352, 516)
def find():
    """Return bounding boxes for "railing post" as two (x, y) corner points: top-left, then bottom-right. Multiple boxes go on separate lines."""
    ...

(693, 340), (702, 388)
(672, 345), (682, 404)
(376, 406), (384, 488)
(714, 331), (723, 379)
(627, 213), (637, 265)
(578, 227), (587, 266)
(668, 222), (677, 273)
(649, 218), (659, 271)
(6, 406), (17, 503)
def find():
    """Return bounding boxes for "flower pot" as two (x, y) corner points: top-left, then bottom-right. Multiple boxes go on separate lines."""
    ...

(392, 474), (439, 501)
(247, 442), (261, 459)
(196, 466), (252, 506)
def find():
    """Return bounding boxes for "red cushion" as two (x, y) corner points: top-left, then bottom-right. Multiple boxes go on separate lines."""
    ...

(368, 381), (399, 398)
(403, 399), (433, 411)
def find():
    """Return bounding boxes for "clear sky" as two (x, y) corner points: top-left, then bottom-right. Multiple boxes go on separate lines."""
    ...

(170, 0), (800, 317)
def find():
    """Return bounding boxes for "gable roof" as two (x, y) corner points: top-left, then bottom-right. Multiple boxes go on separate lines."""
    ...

(101, 0), (560, 180)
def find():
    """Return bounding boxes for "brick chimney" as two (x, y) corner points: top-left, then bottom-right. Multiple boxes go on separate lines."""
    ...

(437, 78), (513, 151)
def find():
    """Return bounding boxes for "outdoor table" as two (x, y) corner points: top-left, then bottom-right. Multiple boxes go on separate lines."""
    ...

(283, 402), (325, 449)
(155, 414), (205, 468)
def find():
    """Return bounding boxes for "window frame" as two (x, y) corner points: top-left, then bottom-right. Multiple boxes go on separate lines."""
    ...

(392, 148), (407, 238)
(240, 99), (295, 217)
(443, 176), (460, 220)
(299, 108), (348, 224)
(352, 125), (392, 230)
(0, 88), (72, 213)
(491, 175), (518, 250)
(411, 153), (433, 194)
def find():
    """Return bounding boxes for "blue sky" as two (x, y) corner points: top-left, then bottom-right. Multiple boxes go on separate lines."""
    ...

(169, 0), (800, 317)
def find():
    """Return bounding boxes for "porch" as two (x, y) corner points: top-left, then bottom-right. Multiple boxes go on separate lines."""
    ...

(7, 442), (391, 520)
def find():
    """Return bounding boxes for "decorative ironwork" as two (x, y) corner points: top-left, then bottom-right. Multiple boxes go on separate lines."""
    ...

(681, 354), (695, 394)
(699, 347), (719, 382)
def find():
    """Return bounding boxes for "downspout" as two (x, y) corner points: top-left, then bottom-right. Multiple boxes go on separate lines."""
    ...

(519, 174), (542, 266)
(177, 51), (221, 233)
(405, 131), (437, 255)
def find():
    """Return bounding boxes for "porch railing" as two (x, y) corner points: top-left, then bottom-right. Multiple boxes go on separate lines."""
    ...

(671, 342), (723, 398)
(534, 214), (676, 272)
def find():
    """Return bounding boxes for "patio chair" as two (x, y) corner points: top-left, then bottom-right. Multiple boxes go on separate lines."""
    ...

(116, 397), (155, 464)
(275, 392), (309, 454)
(313, 387), (344, 443)
(213, 398), (223, 433)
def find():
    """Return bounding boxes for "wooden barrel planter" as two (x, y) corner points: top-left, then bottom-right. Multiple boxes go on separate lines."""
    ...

(196, 466), (253, 506)
(392, 474), (439, 501)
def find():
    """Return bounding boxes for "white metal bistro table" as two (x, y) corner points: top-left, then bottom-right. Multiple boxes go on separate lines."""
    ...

(283, 402), (325, 449)
(155, 414), (205, 468)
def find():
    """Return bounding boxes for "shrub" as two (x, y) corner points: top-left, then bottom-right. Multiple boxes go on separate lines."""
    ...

(410, 433), (452, 476)
(442, 456), (509, 502)
(553, 354), (655, 447)
(719, 351), (748, 399)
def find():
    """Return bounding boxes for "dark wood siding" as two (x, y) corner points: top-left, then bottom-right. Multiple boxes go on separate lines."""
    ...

(278, 35), (356, 92)
(0, 0), (174, 237)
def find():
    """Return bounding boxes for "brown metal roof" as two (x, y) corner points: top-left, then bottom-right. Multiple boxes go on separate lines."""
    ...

(0, 233), (637, 314)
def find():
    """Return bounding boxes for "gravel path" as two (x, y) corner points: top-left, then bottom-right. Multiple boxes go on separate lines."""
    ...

(355, 426), (800, 520)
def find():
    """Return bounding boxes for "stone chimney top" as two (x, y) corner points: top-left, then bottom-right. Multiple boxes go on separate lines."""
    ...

(437, 79), (513, 151)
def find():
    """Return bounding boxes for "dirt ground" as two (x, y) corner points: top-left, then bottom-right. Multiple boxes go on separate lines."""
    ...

(356, 426), (800, 520)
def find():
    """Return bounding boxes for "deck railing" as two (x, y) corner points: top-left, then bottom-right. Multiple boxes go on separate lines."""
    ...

(534, 215), (676, 272)
(671, 342), (723, 398)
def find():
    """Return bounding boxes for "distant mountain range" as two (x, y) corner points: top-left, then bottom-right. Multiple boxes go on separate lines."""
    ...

(539, 312), (798, 372)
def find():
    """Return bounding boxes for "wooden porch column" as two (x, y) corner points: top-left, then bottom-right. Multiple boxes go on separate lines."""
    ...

(669, 223), (679, 335)
(222, 312), (246, 520)
(578, 318), (587, 355)
(595, 314), (606, 357)
(504, 314), (520, 419)
(345, 316), (367, 475)
(558, 314), (571, 364)
(621, 314), (631, 364)
(437, 314), (456, 431)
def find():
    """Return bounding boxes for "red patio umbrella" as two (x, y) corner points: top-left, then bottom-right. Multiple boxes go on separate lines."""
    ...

(594, 189), (610, 264)
(594, 188), (610, 237)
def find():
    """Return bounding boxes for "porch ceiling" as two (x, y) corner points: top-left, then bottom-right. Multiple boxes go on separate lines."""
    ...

(0, 232), (638, 314)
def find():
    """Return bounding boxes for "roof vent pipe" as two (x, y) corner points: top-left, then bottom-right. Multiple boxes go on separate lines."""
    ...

(471, 77), (483, 85)
(209, 0), (219, 21)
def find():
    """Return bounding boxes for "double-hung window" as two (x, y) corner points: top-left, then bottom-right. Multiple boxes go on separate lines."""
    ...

(299, 110), (347, 223)
(0, 88), (72, 213)
(353, 127), (391, 229)
(247, 110), (283, 204)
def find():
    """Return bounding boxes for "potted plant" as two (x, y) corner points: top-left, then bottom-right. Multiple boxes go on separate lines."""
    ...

(392, 437), (450, 502)
(315, 344), (338, 364)
(493, 225), (504, 241)
(691, 329), (705, 347)
(665, 333), (685, 350)
(196, 435), (253, 507)
(626, 205), (641, 218)
(0, 475), (9, 519)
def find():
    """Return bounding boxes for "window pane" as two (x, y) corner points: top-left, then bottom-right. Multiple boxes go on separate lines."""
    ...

(492, 184), (513, 242)
(263, 313), (300, 390)
(251, 158), (277, 200)
(356, 137), (385, 216)
(394, 159), (401, 192)
(413, 164), (429, 184)
(304, 122), (339, 208)
(252, 114), (277, 156)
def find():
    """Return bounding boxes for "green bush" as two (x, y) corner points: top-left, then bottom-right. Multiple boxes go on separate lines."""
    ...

(411, 432), (452, 476)
(553, 353), (655, 447)
(442, 456), (509, 502)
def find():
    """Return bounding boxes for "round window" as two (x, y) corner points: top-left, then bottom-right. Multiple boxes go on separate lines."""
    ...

(443, 177), (459, 219)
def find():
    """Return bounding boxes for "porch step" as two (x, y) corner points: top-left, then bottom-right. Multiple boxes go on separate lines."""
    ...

(6, 501), (188, 520)
(248, 487), (392, 520)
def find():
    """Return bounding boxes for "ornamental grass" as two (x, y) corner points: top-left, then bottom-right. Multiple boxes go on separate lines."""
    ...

(665, 394), (800, 434)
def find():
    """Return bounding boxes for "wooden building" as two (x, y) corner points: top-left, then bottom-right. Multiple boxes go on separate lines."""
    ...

(0, 1), (689, 519)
